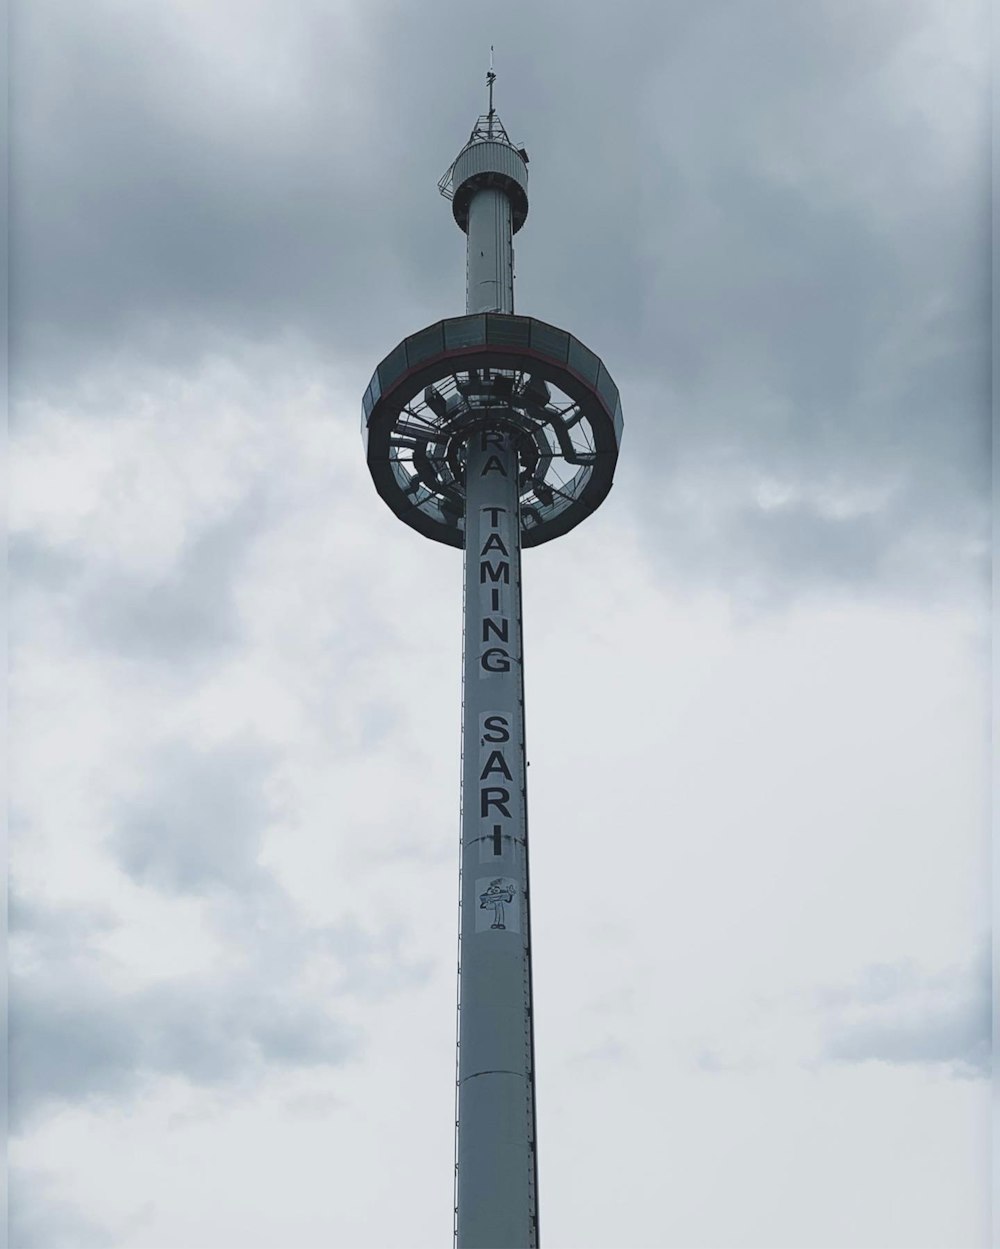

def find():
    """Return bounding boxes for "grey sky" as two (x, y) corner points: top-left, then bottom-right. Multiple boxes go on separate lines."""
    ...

(9, 2), (990, 1246)
(12, 0), (989, 601)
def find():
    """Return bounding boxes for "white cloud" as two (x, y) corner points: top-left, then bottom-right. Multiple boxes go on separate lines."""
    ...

(10, 351), (988, 1243)
(9, 2), (989, 1245)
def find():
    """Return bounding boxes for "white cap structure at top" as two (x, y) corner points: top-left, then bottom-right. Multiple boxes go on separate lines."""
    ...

(439, 61), (529, 315)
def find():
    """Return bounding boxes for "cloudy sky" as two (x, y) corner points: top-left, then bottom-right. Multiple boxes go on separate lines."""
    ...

(8, 2), (991, 1246)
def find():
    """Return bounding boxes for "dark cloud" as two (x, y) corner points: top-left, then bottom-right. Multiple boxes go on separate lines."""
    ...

(9, 963), (359, 1131)
(10, 0), (442, 388)
(82, 491), (268, 665)
(9, 891), (119, 953)
(11, 487), (269, 677)
(818, 953), (991, 1079)
(10, 739), (432, 1131)
(9, 888), (433, 1130)
(10, 0), (988, 597)
(9, 875), (416, 1131)
(9, 1168), (116, 1249)
(640, 480), (985, 608)
(111, 737), (277, 893)
(8, 533), (80, 591)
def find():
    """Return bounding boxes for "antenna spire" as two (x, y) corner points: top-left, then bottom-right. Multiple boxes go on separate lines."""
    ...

(487, 46), (496, 138)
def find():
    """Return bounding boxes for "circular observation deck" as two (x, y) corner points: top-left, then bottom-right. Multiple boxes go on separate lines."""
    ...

(362, 313), (623, 548)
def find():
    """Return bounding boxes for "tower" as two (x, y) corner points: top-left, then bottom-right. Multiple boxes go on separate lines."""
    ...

(362, 65), (623, 1248)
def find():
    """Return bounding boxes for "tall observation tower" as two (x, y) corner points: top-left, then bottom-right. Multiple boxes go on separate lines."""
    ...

(362, 65), (623, 1248)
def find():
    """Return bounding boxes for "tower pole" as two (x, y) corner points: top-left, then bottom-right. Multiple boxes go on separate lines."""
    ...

(455, 72), (537, 1241)
(464, 174), (514, 315)
(457, 427), (538, 1248)
(362, 70), (622, 1249)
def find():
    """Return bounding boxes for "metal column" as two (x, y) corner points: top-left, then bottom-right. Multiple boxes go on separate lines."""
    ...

(456, 429), (538, 1248)
(465, 187), (514, 314)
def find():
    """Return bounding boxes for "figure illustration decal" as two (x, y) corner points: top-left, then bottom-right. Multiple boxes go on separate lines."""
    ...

(474, 876), (520, 933)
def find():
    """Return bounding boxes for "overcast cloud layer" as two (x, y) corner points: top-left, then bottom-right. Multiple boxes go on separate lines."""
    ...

(13, 0), (990, 600)
(9, 2), (991, 1247)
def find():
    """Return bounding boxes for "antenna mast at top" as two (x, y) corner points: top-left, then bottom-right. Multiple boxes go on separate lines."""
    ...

(487, 45), (496, 138)
(437, 49), (528, 202)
